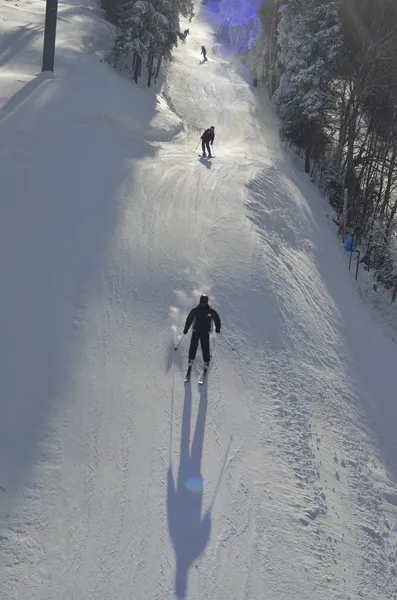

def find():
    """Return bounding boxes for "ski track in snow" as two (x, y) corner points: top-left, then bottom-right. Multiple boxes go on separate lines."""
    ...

(1, 2), (397, 599)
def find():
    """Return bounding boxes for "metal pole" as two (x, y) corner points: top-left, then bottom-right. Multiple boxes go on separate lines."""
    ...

(355, 250), (360, 280)
(42, 0), (58, 72)
(174, 334), (185, 351)
(343, 188), (348, 242)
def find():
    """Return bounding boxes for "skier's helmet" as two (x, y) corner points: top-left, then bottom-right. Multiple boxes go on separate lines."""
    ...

(210, 126), (215, 130)
(199, 294), (209, 304)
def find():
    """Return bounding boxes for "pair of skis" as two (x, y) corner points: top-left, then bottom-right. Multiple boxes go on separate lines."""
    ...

(184, 364), (208, 385)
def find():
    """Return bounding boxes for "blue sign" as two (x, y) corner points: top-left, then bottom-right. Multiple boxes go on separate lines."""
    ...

(345, 233), (356, 252)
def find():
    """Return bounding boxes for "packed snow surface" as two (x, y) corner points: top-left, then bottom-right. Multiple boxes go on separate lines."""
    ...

(1, 1), (397, 599)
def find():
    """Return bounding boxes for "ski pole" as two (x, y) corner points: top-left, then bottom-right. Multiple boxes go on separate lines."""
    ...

(174, 334), (185, 351)
(220, 332), (236, 351)
(194, 141), (200, 153)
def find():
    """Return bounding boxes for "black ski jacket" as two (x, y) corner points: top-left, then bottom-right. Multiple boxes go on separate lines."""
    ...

(201, 128), (214, 144)
(183, 304), (221, 335)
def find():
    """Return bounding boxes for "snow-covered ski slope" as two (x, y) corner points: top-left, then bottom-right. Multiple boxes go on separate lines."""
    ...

(1, 2), (397, 599)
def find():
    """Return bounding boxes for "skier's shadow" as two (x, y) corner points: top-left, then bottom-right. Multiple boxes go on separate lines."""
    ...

(167, 383), (210, 598)
(198, 156), (212, 169)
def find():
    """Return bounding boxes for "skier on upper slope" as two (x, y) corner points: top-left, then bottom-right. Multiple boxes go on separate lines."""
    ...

(183, 294), (221, 370)
(200, 126), (215, 158)
(201, 45), (208, 61)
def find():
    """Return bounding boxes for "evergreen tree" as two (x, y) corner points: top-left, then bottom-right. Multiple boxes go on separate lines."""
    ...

(114, 0), (181, 86)
(177, 0), (194, 21)
(275, 0), (342, 171)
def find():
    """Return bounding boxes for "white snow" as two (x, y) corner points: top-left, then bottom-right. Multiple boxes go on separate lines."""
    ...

(1, 2), (397, 599)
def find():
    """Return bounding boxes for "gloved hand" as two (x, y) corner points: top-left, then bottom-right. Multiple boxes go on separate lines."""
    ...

(183, 329), (188, 335)
(216, 329), (220, 334)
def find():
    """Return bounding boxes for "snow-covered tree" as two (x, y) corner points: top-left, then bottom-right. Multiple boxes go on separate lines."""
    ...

(113, 0), (190, 86)
(245, 0), (280, 96)
(274, 0), (342, 171)
(177, 0), (194, 21)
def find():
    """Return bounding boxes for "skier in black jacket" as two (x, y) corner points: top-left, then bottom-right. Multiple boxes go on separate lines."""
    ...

(183, 294), (221, 367)
(200, 126), (215, 158)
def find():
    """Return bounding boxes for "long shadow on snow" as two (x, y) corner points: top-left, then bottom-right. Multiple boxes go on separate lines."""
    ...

(0, 24), (42, 68)
(167, 382), (211, 599)
(0, 73), (51, 123)
(0, 60), (159, 494)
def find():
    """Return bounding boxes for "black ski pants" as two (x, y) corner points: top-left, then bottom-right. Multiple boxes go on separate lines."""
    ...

(188, 331), (210, 363)
(202, 140), (211, 156)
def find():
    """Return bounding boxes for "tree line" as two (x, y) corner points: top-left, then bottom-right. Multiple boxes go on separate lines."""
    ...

(103, 0), (195, 86)
(247, 0), (397, 295)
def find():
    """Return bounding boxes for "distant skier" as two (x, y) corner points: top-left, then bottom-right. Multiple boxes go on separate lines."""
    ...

(200, 126), (215, 158)
(183, 294), (221, 370)
(201, 45), (208, 61)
